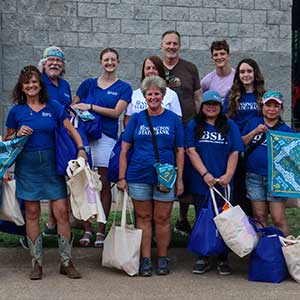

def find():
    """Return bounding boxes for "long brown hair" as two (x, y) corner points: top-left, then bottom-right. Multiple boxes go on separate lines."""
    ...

(12, 65), (48, 104)
(141, 56), (166, 81)
(227, 58), (265, 118)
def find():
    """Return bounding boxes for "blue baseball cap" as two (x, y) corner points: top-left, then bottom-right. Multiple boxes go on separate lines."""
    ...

(262, 91), (283, 104)
(202, 90), (222, 104)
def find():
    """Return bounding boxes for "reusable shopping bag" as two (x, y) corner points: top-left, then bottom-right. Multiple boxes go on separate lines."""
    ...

(55, 106), (92, 175)
(0, 178), (25, 226)
(248, 225), (287, 283)
(66, 157), (105, 223)
(102, 190), (142, 276)
(280, 236), (300, 283)
(188, 190), (228, 257)
(212, 187), (259, 257)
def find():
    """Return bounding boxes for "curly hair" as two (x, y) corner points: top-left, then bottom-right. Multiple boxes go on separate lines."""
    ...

(194, 104), (229, 141)
(12, 65), (48, 104)
(227, 58), (265, 118)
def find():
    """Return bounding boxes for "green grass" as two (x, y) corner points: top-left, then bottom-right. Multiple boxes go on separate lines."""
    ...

(0, 207), (299, 248)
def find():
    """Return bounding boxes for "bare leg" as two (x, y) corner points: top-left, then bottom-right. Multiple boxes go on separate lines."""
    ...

(25, 201), (41, 241)
(133, 200), (153, 258)
(46, 201), (56, 228)
(52, 199), (71, 241)
(269, 201), (290, 236)
(153, 201), (173, 257)
(251, 200), (268, 227)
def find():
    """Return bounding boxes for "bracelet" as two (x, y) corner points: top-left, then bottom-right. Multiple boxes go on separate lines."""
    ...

(117, 177), (126, 182)
(77, 146), (86, 152)
(202, 171), (209, 178)
(90, 104), (93, 111)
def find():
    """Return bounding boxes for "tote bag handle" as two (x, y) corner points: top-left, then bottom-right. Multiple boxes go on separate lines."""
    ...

(209, 185), (232, 216)
(113, 190), (134, 228)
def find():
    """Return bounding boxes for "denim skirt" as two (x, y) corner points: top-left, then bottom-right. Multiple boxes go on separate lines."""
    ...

(14, 149), (67, 201)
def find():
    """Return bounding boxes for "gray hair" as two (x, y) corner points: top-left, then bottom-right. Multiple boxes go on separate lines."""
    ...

(141, 75), (167, 97)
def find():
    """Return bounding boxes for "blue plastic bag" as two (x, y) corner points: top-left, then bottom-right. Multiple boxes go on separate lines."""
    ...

(188, 192), (228, 257)
(248, 225), (288, 283)
(55, 113), (92, 175)
(108, 133), (133, 183)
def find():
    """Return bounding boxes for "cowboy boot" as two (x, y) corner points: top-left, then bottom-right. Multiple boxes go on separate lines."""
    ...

(58, 234), (81, 279)
(27, 235), (43, 280)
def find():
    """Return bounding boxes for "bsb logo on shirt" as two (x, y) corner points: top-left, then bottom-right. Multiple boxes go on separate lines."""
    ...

(199, 131), (226, 144)
(42, 112), (52, 117)
(138, 125), (170, 136)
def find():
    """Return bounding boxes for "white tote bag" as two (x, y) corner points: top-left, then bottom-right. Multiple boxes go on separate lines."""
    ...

(280, 236), (300, 283)
(211, 186), (258, 258)
(102, 190), (142, 276)
(66, 157), (106, 223)
(0, 179), (25, 226)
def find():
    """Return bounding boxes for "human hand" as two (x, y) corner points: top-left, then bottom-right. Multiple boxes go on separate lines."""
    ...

(77, 149), (87, 161)
(73, 103), (91, 111)
(117, 179), (127, 191)
(218, 174), (231, 188)
(176, 178), (184, 197)
(254, 124), (267, 135)
(17, 126), (33, 137)
(203, 173), (217, 188)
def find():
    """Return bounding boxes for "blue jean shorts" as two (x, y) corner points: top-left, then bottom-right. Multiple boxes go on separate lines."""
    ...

(245, 172), (286, 202)
(128, 183), (176, 202)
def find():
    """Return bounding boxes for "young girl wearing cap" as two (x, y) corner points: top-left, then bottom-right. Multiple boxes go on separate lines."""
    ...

(242, 91), (293, 236)
(185, 90), (243, 275)
(73, 48), (132, 247)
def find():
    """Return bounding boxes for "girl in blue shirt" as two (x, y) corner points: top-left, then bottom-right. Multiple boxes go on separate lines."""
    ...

(242, 91), (292, 236)
(185, 90), (243, 276)
(117, 76), (184, 276)
(5, 66), (86, 280)
(73, 48), (132, 248)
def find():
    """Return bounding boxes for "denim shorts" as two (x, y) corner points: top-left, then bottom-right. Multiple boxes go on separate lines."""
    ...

(128, 183), (176, 202)
(246, 172), (287, 202)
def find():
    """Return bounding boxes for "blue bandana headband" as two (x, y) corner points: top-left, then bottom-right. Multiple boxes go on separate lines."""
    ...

(45, 48), (65, 60)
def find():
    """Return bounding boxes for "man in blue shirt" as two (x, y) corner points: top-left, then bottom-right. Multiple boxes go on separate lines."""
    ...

(38, 46), (73, 237)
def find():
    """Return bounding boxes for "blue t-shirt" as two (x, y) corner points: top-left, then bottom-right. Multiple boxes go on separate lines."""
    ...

(185, 119), (244, 195)
(42, 73), (72, 106)
(122, 109), (184, 184)
(76, 78), (132, 140)
(223, 92), (259, 132)
(6, 100), (67, 152)
(242, 116), (293, 175)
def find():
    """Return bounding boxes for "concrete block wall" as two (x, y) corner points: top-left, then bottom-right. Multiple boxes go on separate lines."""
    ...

(0, 0), (292, 135)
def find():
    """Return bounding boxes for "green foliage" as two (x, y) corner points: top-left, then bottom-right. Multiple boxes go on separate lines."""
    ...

(0, 207), (299, 248)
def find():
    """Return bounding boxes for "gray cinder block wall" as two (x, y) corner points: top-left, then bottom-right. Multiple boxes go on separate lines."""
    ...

(0, 0), (292, 135)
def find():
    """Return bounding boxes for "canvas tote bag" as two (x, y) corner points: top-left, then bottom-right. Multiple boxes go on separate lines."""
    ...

(66, 157), (106, 223)
(102, 190), (142, 276)
(212, 186), (258, 257)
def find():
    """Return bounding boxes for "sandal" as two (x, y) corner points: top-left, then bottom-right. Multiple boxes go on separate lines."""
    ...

(79, 231), (93, 247)
(94, 232), (105, 248)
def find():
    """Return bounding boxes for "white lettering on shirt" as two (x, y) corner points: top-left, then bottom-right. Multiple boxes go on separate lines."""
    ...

(138, 125), (170, 136)
(107, 91), (118, 96)
(198, 131), (226, 144)
(239, 102), (258, 110)
(42, 112), (52, 117)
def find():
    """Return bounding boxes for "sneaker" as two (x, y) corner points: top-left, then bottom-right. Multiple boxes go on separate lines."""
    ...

(19, 236), (29, 250)
(192, 259), (210, 274)
(174, 219), (192, 236)
(217, 261), (232, 275)
(156, 256), (170, 275)
(43, 224), (58, 237)
(139, 257), (152, 277)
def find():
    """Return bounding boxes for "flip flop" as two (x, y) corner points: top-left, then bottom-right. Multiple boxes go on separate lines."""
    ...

(94, 232), (105, 248)
(79, 231), (93, 247)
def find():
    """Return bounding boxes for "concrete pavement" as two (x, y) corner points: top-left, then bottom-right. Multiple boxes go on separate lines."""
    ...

(0, 247), (299, 300)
